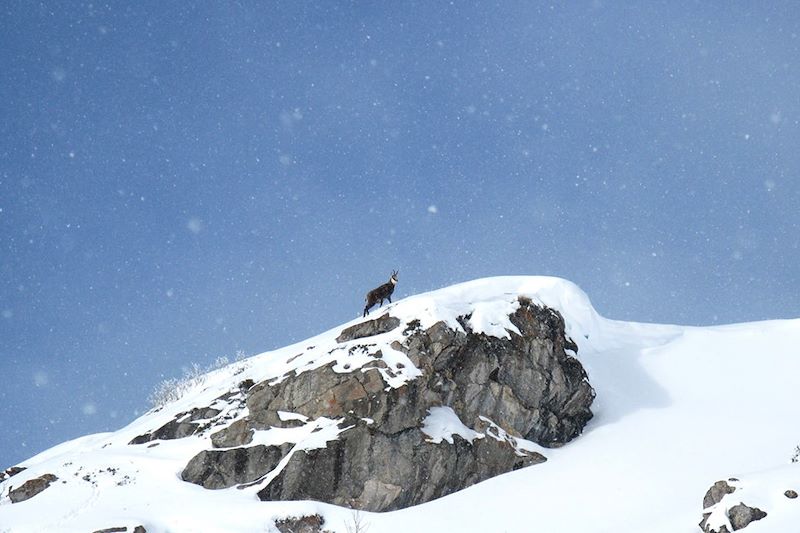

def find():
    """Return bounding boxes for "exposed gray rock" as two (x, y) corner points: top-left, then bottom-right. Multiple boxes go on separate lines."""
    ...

(258, 420), (544, 511)
(8, 473), (58, 503)
(728, 503), (767, 530)
(699, 479), (768, 532)
(274, 514), (329, 533)
(181, 444), (288, 489)
(129, 406), (223, 444)
(180, 299), (594, 511)
(129, 387), (252, 446)
(336, 314), (401, 343)
(785, 489), (798, 499)
(0, 466), (26, 483)
(703, 480), (737, 510)
(245, 381), (281, 428)
(91, 527), (146, 533)
(211, 418), (253, 448)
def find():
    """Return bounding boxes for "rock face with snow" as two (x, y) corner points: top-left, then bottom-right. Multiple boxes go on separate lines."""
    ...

(0, 466), (26, 483)
(700, 479), (768, 533)
(5, 276), (800, 532)
(137, 296), (593, 511)
(7, 473), (58, 504)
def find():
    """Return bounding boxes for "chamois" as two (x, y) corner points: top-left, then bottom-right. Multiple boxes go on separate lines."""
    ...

(363, 270), (398, 317)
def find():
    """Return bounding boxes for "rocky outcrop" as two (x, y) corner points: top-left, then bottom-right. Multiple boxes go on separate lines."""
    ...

(0, 466), (26, 483)
(703, 480), (738, 510)
(8, 473), (58, 504)
(129, 406), (222, 444)
(336, 314), (401, 343)
(256, 418), (544, 510)
(274, 514), (329, 533)
(129, 387), (249, 445)
(727, 504), (767, 530)
(700, 479), (768, 532)
(91, 527), (146, 533)
(182, 444), (289, 489)
(165, 299), (594, 511)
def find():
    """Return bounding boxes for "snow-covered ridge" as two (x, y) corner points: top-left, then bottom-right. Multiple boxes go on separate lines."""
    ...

(126, 275), (611, 436)
(2, 276), (800, 533)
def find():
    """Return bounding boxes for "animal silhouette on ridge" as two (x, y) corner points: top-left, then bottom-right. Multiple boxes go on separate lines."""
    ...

(363, 270), (398, 317)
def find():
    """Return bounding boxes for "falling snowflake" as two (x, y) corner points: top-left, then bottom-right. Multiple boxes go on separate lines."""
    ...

(187, 218), (204, 234)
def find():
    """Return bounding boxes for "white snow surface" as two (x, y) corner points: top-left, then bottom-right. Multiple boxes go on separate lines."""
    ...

(1, 276), (799, 532)
(421, 406), (483, 445)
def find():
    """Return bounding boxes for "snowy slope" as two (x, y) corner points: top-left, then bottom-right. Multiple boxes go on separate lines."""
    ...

(1, 276), (799, 533)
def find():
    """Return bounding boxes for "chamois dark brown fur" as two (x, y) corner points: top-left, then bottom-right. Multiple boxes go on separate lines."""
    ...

(363, 270), (398, 317)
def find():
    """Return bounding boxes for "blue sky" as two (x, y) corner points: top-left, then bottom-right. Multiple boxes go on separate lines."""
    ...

(2, 1), (799, 467)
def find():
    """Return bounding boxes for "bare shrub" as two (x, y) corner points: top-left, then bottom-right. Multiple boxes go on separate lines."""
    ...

(147, 352), (251, 409)
(345, 510), (370, 533)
